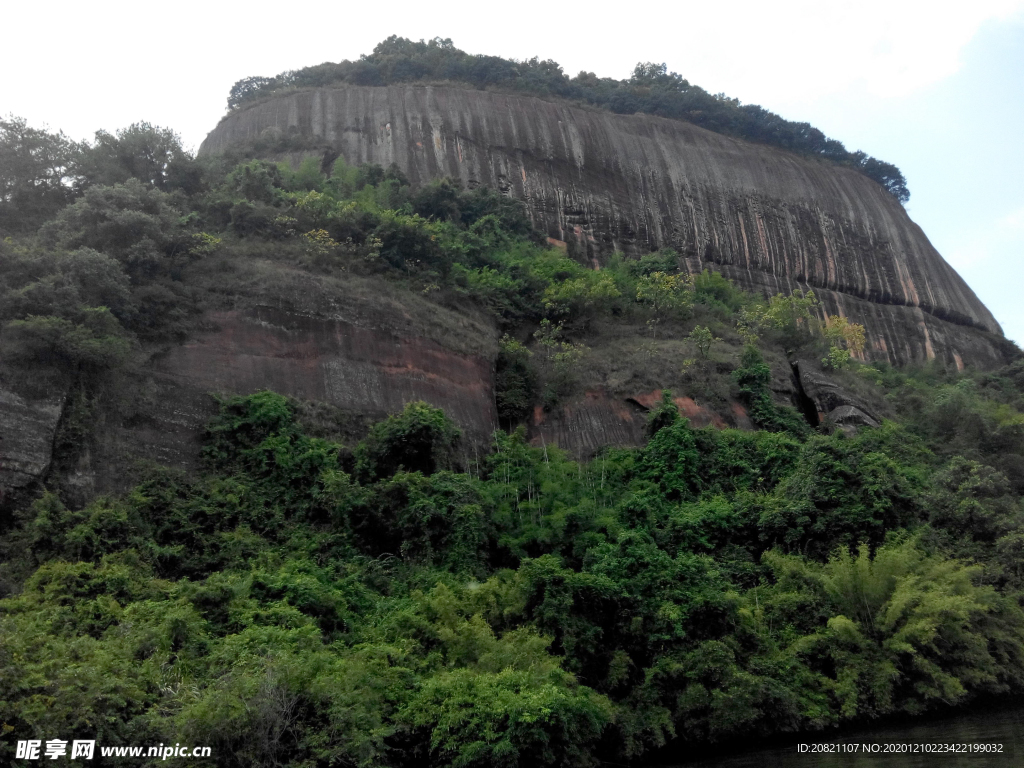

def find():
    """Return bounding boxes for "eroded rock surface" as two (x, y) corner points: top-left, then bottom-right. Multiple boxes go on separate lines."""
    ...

(793, 360), (880, 430)
(201, 84), (1007, 369)
(153, 306), (499, 442)
(0, 388), (63, 505)
(71, 305), (501, 495)
(528, 389), (753, 459)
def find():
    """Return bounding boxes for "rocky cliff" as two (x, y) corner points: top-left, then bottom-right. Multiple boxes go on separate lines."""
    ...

(0, 390), (63, 508)
(3, 85), (1009, 507)
(201, 84), (1005, 369)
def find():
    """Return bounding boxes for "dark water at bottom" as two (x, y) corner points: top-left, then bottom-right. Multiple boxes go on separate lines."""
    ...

(660, 707), (1024, 767)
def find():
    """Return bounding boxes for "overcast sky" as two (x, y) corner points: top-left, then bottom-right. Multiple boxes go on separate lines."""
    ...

(4, 1), (1022, 347)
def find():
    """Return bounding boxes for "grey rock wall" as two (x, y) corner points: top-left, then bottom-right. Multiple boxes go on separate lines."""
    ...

(200, 85), (1007, 368)
(0, 388), (63, 506)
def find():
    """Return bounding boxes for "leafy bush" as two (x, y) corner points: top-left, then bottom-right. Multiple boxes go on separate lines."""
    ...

(77, 122), (202, 194)
(757, 425), (927, 556)
(1, 309), (133, 371)
(355, 400), (463, 482)
(733, 344), (809, 435)
(0, 116), (80, 232)
(694, 269), (746, 313)
(40, 179), (192, 276)
(3, 375), (1024, 767)
(764, 537), (1024, 717)
(495, 335), (538, 426)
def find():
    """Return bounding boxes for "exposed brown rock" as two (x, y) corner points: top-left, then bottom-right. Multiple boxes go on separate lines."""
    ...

(74, 306), (501, 494)
(157, 306), (498, 440)
(201, 84), (1007, 369)
(528, 389), (752, 459)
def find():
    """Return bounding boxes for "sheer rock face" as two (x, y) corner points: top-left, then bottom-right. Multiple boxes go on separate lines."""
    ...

(72, 305), (501, 496)
(0, 389), (63, 508)
(201, 84), (1006, 369)
(150, 306), (499, 447)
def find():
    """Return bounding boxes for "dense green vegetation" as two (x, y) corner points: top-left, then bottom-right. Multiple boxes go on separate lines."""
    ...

(3, 372), (1024, 766)
(224, 37), (909, 203)
(2, 115), (1024, 767)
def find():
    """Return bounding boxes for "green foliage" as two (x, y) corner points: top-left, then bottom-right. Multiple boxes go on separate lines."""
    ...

(635, 271), (694, 338)
(0, 245), (134, 323)
(733, 344), (810, 435)
(1, 115), (207, 237)
(927, 457), (1019, 544)
(285, 156), (327, 193)
(0, 240), (139, 383)
(204, 390), (302, 461)
(77, 122), (202, 194)
(638, 417), (701, 501)
(693, 428), (802, 496)
(405, 666), (610, 768)
(868, 365), (1024, 490)
(226, 159), (287, 204)
(374, 210), (445, 272)
(694, 269), (746, 313)
(739, 288), (820, 348)
(495, 335), (538, 425)
(627, 248), (678, 277)
(763, 537), (1024, 718)
(1, 309), (133, 371)
(645, 390), (680, 437)
(357, 472), (488, 571)
(355, 400), (463, 482)
(412, 177), (464, 222)
(822, 315), (866, 370)
(40, 179), (192, 276)
(639, 414), (801, 503)
(454, 264), (531, 322)
(757, 424), (927, 556)
(822, 345), (851, 371)
(543, 271), (621, 326)
(4, 373), (1024, 767)
(0, 115), (80, 232)
(300, 227), (345, 271)
(533, 320), (589, 408)
(687, 325), (718, 359)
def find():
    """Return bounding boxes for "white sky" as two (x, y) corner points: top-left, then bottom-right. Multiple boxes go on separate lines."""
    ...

(3, 0), (1023, 347)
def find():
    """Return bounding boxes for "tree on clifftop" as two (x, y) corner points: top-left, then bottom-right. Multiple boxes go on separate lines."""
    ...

(0, 115), (80, 232)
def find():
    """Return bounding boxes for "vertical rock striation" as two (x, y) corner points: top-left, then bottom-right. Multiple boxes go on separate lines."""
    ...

(201, 85), (1008, 368)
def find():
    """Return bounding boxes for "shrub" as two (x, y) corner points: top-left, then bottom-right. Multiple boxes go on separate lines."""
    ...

(495, 335), (538, 425)
(355, 401), (462, 482)
(40, 180), (190, 276)
(1, 309), (133, 371)
(732, 345), (809, 435)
